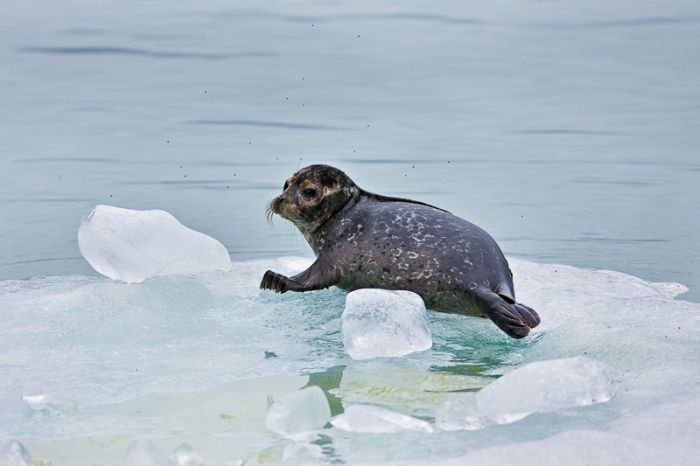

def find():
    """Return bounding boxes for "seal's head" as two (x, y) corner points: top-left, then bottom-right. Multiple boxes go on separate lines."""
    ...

(268, 164), (359, 237)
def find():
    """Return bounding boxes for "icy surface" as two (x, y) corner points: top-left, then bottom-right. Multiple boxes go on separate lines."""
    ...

(434, 395), (484, 431)
(77, 205), (231, 283)
(0, 440), (32, 466)
(1, 257), (699, 465)
(281, 443), (323, 463)
(265, 386), (331, 440)
(476, 356), (619, 423)
(331, 405), (434, 433)
(121, 439), (172, 466)
(342, 289), (432, 360)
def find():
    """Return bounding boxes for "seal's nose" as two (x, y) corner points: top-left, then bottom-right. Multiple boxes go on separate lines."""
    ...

(271, 196), (284, 212)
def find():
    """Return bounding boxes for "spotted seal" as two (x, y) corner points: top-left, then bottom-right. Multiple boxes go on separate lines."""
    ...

(260, 164), (540, 338)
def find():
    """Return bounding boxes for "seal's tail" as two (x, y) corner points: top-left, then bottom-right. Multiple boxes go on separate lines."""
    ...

(472, 287), (541, 339)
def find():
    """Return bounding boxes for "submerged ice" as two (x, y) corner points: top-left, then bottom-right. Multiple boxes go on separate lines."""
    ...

(1, 257), (699, 466)
(77, 205), (231, 283)
(342, 289), (432, 360)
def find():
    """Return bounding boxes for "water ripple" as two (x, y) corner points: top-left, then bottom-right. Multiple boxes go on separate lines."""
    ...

(339, 158), (448, 165)
(188, 119), (346, 131)
(513, 129), (619, 136)
(533, 16), (700, 29)
(304, 12), (481, 25)
(4, 198), (97, 203)
(13, 157), (118, 164)
(119, 179), (281, 191)
(3, 256), (83, 266)
(19, 46), (273, 60)
(215, 11), (481, 26)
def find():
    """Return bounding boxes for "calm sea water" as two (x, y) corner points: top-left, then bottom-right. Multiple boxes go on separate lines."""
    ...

(1, 1), (700, 464)
(1, 0), (698, 300)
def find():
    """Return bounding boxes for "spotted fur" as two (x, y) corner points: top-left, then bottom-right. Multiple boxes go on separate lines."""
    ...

(261, 164), (540, 339)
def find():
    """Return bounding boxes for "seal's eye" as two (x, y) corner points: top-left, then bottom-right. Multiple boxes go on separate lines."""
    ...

(302, 188), (317, 198)
(283, 181), (289, 191)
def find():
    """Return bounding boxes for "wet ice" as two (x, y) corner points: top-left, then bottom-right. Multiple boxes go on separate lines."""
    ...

(78, 205), (231, 283)
(265, 386), (331, 440)
(121, 439), (172, 466)
(169, 443), (208, 466)
(0, 440), (32, 466)
(331, 405), (434, 433)
(476, 356), (619, 423)
(342, 289), (432, 360)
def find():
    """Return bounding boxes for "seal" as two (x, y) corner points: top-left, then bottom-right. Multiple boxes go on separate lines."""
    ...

(260, 164), (540, 339)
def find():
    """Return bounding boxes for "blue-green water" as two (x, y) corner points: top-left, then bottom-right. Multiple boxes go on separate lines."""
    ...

(1, 1), (699, 465)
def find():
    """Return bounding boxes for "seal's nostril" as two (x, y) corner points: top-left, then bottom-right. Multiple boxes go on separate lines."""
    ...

(272, 196), (286, 209)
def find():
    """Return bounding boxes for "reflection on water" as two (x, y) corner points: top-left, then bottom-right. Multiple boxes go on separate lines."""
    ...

(305, 365), (346, 417)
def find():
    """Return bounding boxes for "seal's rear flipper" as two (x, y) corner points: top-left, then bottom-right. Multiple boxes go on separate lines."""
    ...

(512, 302), (540, 328)
(472, 287), (541, 339)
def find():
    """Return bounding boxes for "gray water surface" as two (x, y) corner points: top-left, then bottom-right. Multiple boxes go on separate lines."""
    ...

(1, 0), (699, 299)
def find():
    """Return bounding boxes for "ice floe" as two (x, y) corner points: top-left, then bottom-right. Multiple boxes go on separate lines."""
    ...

(1, 257), (699, 466)
(78, 205), (231, 283)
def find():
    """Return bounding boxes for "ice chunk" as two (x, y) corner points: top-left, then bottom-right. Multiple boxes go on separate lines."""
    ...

(342, 289), (432, 360)
(0, 440), (33, 466)
(121, 438), (173, 466)
(265, 386), (331, 440)
(331, 404), (434, 433)
(169, 443), (207, 466)
(78, 205), (231, 283)
(21, 393), (51, 411)
(476, 356), (618, 423)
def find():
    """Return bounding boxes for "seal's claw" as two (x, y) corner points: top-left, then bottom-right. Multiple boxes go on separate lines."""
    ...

(513, 303), (541, 328)
(260, 270), (289, 294)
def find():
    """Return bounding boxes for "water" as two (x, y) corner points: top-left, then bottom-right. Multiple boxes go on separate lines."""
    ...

(1, 0), (699, 464)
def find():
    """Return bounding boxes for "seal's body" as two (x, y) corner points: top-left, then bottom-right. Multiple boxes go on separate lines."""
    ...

(260, 165), (540, 338)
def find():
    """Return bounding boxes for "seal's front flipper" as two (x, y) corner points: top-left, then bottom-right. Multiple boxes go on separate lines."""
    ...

(260, 270), (295, 293)
(472, 287), (540, 339)
(260, 258), (339, 294)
